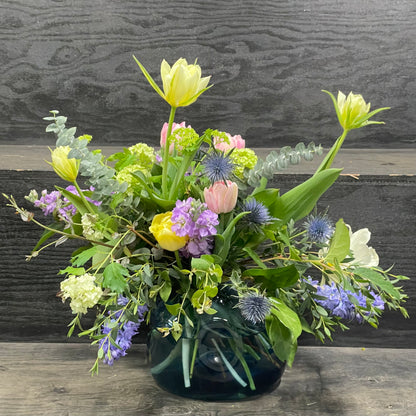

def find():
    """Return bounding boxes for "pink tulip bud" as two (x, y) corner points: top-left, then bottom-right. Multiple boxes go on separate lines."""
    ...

(204, 180), (238, 214)
(160, 121), (191, 153)
(214, 133), (245, 152)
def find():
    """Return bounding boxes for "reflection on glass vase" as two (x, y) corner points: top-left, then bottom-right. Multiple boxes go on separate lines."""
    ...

(148, 288), (285, 401)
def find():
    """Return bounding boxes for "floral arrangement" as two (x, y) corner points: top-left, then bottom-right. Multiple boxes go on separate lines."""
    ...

(4, 57), (408, 378)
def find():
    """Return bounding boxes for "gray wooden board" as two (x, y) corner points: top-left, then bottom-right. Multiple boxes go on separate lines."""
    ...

(0, 343), (415, 416)
(1, 0), (416, 148)
(0, 169), (414, 346)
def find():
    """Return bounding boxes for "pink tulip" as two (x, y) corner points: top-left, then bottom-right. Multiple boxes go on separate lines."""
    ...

(214, 133), (245, 152)
(204, 180), (238, 214)
(160, 121), (191, 153)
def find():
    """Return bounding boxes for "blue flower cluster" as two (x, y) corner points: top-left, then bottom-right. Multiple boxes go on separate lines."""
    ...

(311, 279), (384, 323)
(99, 296), (148, 365)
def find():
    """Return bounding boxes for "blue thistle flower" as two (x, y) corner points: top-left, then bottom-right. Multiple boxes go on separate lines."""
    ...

(241, 198), (274, 226)
(203, 152), (235, 183)
(304, 214), (334, 243)
(238, 293), (271, 324)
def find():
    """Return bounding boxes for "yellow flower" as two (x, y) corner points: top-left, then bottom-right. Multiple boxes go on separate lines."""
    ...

(133, 56), (212, 108)
(149, 212), (188, 251)
(48, 146), (79, 182)
(323, 90), (389, 131)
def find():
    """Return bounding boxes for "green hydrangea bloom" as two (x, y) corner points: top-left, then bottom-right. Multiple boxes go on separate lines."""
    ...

(128, 143), (156, 170)
(170, 127), (200, 153)
(116, 164), (148, 194)
(229, 148), (258, 179)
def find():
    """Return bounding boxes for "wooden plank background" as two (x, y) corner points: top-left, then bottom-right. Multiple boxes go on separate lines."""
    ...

(1, 168), (414, 347)
(1, 0), (416, 148)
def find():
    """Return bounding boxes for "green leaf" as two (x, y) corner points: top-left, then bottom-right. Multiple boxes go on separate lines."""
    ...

(102, 262), (129, 293)
(214, 211), (248, 263)
(58, 266), (86, 276)
(325, 218), (350, 265)
(242, 247), (267, 269)
(165, 303), (181, 316)
(265, 315), (298, 366)
(159, 277), (172, 303)
(354, 267), (401, 300)
(252, 188), (280, 208)
(132, 55), (165, 99)
(269, 169), (342, 224)
(242, 265), (299, 291)
(57, 186), (98, 216)
(32, 222), (65, 252)
(191, 257), (212, 271)
(71, 246), (99, 267)
(269, 297), (302, 340)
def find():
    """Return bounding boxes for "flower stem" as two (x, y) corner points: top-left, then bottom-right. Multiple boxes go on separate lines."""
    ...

(72, 180), (97, 216)
(315, 129), (348, 174)
(162, 106), (177, 198)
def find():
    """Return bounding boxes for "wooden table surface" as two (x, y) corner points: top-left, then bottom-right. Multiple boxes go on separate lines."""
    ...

(0, 343), (414, 416)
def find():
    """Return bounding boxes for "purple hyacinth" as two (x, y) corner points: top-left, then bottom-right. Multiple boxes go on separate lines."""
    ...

(99, 297), (148, 366)
(171, 197), (219, 257)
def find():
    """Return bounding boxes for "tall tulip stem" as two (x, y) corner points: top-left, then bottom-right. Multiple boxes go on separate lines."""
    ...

(315, 129), (348, 175)
(162, 106), (177, 198)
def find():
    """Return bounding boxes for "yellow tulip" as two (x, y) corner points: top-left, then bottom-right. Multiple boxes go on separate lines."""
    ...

(133, 56), (212, 108)
(323, 90), (389, 131)
(149, 212), (188, 251)
(337, 91), (370, 130)
(48, 146), (79, 182)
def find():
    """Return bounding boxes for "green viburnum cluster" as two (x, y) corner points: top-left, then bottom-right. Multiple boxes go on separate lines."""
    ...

(3, 58), (408, 382)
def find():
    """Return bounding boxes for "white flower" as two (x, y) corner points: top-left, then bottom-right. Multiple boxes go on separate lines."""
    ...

(81, 213), (104, 240)
(60, 273), (103, 314)
(347, 225), (379, 268)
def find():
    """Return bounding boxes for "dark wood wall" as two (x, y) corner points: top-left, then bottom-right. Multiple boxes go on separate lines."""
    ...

(1, 0), (416, 148)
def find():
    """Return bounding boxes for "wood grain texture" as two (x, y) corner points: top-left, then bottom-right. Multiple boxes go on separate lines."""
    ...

(1, 170), (414, 346)
(0, 343), (415, 415)
(1, 0), (415, 148)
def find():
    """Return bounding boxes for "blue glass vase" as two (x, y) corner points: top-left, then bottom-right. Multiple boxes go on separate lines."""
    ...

(148, 289), (285, 401)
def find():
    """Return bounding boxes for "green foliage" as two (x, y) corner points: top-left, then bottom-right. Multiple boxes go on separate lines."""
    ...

(102, 262), (129, 293)
(245, 142), (323, 187)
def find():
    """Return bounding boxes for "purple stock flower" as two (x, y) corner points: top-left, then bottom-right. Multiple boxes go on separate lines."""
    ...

(34, 186), (102, 222)
(99, 297), (148, 366)
(171, 197), (219, 257)
(34, 190), (62, 216)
